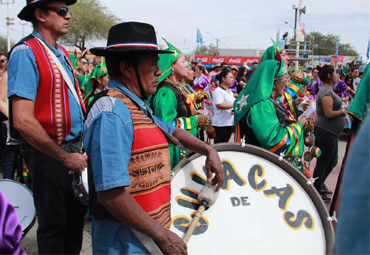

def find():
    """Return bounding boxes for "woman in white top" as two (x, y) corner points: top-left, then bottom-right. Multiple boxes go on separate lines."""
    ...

(212, 69), (236, 143)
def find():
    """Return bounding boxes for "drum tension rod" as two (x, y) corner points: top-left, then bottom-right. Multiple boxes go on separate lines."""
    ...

(327, 211), (338, 223)
(240, 136), (246, 147)
(306, 177), (319, 185)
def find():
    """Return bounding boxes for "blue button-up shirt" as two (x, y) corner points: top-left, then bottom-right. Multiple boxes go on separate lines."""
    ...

(84, 78), (175, 254)
(7, 30), (83, 141)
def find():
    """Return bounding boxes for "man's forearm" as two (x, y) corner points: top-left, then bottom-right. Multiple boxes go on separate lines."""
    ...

(173, 128), (212, 156)
(14, 115), (69, 163)
(98, 187), (168, 243)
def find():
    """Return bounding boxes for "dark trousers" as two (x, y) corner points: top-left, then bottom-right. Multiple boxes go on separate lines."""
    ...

(21, 140), (87, 254)
(214, 126), (233, 144)
(313, 126), (339, 194)
(1, 123), (20, 180)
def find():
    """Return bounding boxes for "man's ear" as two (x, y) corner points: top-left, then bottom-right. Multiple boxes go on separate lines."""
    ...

(34, 8), (47, 23)
(119, 60), (133, 79)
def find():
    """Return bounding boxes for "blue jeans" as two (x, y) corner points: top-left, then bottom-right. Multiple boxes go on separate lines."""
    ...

(1, 123), (20, 180)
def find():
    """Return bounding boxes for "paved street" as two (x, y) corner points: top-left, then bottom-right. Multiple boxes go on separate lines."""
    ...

(2, 134), (348, 254)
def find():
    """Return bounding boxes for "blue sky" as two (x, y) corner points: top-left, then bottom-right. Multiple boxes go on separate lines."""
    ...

(1, 0), (369, 57)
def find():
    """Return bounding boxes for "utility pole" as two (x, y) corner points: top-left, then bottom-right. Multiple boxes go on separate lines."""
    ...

(216, 38), (219, 56)
(294, 1), (301, 70)
(20, 21), (28, 38)
(1, 0), (15, 53)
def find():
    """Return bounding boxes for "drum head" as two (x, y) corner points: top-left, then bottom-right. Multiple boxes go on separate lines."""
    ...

(170, 143), (334, 255)
(82, 167), (88, 194)
(0, 179), (36, 233)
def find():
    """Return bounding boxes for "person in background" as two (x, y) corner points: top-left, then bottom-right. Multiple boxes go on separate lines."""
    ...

(80, 57), (89, 73)
(88, 61), (97, 74)
(313, 65), (346, 203)
(307, 66), (323, 101)
(207, 62), (221, 93)
(305, 65), (313, 81)
(192, 64), (210, 93)
(247, 61), (258, 79)
(344, 74), (356, 103)
(234, 58), (306, 170)
(333, 70), (351, 130)
(190, 60), (197, 71)
(236, 66), (249, 94)
(212, 69), (235, 143)
(352, 67), (361, 91)
(0, 54), (7, 79)
(84, 59), (109, 107)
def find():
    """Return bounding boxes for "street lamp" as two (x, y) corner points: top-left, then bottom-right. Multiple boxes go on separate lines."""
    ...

(205, 32), (219, 56)
(284, 21), (295, 40)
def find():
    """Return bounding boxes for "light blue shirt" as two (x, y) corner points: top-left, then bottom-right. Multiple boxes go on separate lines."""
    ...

(84, 78), (175, 254)
(7, 30), (83, 141)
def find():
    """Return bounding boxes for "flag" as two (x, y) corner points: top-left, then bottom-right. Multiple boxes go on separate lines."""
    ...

(302, 36), (307, 58)
(366, 38), (370, 59)
(276, 28), (280, 41)
(197, 28), (203, 45)
(335, 39), (339, 57)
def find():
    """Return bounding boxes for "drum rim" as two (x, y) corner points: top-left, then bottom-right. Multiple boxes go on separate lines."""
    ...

(172, 142), (334, 254)
(0, 179), (37, 235)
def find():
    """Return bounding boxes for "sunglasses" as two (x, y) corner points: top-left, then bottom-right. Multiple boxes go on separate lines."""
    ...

(44, 6), (70, 17)
(0, 59), (6, 63)
(81, 61), (88, 65)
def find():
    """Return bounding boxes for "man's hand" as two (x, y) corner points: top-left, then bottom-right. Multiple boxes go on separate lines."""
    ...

(156, 229), (188, 255)
(173, 128), (225, 191)
(62, 153), (87, 174)
(205, 147), (224, 191)
(302, 101), (311, 111)
(295, 97), (304, 106)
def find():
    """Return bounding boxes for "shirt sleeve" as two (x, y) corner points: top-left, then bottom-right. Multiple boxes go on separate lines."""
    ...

(84, 101), (134, 192)
(212, 89), (224, 105)
(247, 99), (303, 157)
(7, 45), (39, 101)
(152, 115), (176, 135)
(152, 87), (178, 124)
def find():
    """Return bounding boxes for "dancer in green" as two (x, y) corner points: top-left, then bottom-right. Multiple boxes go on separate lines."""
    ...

(234, 55), (306, 169)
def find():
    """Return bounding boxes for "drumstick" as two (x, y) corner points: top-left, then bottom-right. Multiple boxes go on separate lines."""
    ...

(183, 184), (219, 244)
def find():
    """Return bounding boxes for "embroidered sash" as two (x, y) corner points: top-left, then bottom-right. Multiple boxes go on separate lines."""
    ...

(108, 89), (172, 228)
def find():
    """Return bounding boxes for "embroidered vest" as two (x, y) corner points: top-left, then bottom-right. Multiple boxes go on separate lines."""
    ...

(20, 36), (85, 143)
(108, 89), (172, 228)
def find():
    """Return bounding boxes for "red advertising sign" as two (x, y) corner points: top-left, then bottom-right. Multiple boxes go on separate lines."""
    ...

(195, 56), (210, 64)
(337, 56), (344, 62)
(227, 57), (244, 65)
(210, 56), (226, 64)
(244, 57), (261, 65)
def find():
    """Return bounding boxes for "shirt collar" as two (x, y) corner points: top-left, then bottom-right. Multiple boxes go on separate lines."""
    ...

(107, 78), (153, 114)
(32, 30), (62, 57)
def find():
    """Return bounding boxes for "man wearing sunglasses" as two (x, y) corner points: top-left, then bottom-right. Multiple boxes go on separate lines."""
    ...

(7, 0), (87, 254)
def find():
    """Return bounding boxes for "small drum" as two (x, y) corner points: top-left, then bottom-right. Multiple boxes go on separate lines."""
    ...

(0, 179), (36, 237)
(72, 168), (89, 207)
(170, 143), (334, 254)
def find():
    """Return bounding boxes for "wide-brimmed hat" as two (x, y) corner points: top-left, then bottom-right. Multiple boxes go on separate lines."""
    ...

(90, 22), (173, 56)
(18, 0), (76, 22)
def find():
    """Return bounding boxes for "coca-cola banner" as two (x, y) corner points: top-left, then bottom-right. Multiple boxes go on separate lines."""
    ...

(227, 57), (244, 65)
(195, 56), (210, 64)
(243, 57), (261, 65)
(210, 56), (226, 64)
(195, 56), (261, 66)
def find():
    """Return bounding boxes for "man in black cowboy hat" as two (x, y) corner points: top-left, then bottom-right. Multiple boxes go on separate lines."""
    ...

(7, 0), (87, 254)
(84, 22), (224, 254)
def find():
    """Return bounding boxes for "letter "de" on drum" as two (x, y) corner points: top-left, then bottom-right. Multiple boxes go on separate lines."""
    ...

(231, 197), (250, 207)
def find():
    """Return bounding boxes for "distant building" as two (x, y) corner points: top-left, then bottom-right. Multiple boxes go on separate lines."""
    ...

(218, 48), (266, 57)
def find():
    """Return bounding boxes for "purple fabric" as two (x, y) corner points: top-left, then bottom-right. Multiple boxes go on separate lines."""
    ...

(230, 79), (238, 94)
(333, 80), (349, 99)
(192, 75), (210, 90)
(0, 190), (26, 255)
(307, 78), (322, 101)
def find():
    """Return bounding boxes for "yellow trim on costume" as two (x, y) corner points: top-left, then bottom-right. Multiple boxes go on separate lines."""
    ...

(289, 83), (302, 96)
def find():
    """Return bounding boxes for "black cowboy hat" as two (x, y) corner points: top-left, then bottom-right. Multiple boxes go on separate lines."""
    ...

(18, 0), (76, 22)
(90, 22), (173, 56)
